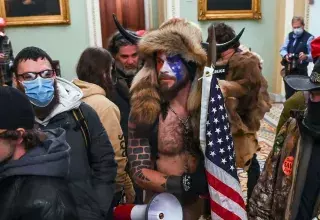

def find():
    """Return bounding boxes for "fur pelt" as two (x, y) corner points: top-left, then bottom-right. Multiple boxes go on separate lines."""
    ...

(130, 18), (207, 136)
(218, 51), (272, 169)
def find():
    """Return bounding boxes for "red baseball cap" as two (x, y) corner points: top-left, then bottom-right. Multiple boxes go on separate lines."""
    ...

(135, 30), (146, 37)
(311, 36), (320, 59)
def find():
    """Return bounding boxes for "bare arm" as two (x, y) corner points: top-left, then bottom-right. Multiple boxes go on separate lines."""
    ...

(127, 121), (168, 192)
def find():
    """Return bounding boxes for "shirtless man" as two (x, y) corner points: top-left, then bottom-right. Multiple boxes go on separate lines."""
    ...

(113, 16), (243, 219)
(126, 18), (208, 219)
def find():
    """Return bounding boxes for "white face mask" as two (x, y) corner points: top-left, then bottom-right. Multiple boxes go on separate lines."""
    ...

(293, 27), (303, 36)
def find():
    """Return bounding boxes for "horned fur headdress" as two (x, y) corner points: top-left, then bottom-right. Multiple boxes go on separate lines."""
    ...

(113, 15), (244, 136)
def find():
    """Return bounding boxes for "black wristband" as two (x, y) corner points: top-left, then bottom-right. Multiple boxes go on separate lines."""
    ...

(166, 176), (183, 194)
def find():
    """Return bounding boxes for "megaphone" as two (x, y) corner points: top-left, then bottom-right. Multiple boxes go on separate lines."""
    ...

(114, 192), (183, 220)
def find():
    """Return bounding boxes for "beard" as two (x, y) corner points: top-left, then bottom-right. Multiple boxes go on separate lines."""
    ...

(159, 74), (189, 101)
(17, 80), (60, 120)
(0, 140), (15, 165)
(115, 60), (140, 77)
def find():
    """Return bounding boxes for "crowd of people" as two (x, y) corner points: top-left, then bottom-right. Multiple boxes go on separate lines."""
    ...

(0, 13), (320, 220)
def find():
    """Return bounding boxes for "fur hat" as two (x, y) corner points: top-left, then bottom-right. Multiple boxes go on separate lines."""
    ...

(130, 18), (207, 135)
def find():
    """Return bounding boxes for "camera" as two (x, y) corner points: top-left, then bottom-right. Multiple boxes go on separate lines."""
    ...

(288, 53), (299, 70)
(281, 53), (300, 75)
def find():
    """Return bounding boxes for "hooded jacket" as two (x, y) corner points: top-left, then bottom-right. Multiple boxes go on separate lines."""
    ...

(73, 79), (134, 196)
(35, 78), (117, 220)
(0, 128), (78, 220)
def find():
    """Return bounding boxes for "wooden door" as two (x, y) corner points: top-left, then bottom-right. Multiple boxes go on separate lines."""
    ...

(99, 0), (145, 48)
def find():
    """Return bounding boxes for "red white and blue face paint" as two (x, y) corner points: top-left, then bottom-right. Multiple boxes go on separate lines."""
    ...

(156, 52), (185, 83)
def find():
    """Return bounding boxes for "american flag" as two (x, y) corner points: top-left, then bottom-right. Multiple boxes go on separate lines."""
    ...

(205, 76), (247, 220)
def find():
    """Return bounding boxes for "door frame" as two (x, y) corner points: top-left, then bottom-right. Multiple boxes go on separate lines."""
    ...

(86, 0), (182, 48)
(86, 0), (102, 47)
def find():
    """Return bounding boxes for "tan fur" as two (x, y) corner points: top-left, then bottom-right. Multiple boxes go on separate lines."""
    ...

(223, 51), (272, 132)
(130, 18), (206, 136)
(218, 51), (272, 169)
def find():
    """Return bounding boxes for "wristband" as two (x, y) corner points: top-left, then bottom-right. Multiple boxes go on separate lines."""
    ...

(166, 176), (183, 194)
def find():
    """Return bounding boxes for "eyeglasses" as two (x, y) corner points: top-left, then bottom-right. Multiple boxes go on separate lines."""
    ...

(18, 69), (56, 81)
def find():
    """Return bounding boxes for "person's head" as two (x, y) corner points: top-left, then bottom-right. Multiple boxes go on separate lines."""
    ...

(156, 51), (191, 99)
(12, 46), (58, 119)
(291, 16), (305, 36)
(76, 47), (113, 97)
(107, 31), (139, 76)
(0, 17), (6, 35)
(209, 22), (240, 58)
(124, 18), (206, 126)
(0, 86), (42, 163)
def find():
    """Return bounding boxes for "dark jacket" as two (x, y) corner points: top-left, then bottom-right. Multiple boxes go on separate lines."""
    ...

(0, 128), (78, 220)
(35, 78), (117, 220)
(288, 30), (313, 68)
(111, 68), (134, 146)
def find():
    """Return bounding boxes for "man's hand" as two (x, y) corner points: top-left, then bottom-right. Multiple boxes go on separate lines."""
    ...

(0, 53), (5, 60)
(299, 52), (307, 61)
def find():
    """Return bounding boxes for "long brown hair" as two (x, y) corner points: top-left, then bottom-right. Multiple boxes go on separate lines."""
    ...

(76, 47), (113, 98)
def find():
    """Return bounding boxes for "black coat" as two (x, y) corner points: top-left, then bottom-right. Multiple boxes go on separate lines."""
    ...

(0, 128), (77, 220)
(110, 70), (133, 146)
(37, 103), (117, 220)
(0, 176), (78, 220)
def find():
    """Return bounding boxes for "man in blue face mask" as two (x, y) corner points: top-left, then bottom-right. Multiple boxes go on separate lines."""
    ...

(12, 46), (117, 220)
(280, 16), (314, 100)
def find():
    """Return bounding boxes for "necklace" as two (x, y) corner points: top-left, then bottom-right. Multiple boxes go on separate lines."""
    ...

(168, 106), (190, 133)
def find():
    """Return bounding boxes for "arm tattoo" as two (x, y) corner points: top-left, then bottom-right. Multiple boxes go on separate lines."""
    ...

(128, 123), (152, 182)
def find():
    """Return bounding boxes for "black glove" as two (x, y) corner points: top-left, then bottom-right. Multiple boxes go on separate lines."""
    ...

(166, 160), (208, 195)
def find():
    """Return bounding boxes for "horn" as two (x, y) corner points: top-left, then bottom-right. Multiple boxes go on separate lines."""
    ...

(207, 23), (216, 67)
(202, 28), (245, 52)
(112, 14), (141, 44)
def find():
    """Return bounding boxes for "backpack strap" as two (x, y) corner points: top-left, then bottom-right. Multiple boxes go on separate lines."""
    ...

(72, 107), (91, 148)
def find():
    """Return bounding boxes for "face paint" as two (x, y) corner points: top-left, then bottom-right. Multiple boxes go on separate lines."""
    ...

(156, 53), (184, 82)
(166, 55), (184, 82)
(156, 52), (190, 100)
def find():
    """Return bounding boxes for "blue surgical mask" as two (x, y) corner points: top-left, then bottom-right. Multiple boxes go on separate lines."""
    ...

(293, 27), (303, 36)
(21, 77), (55, 107)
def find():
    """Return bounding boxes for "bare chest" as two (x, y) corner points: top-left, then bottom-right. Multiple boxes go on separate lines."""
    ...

(158, 112), (187, 155)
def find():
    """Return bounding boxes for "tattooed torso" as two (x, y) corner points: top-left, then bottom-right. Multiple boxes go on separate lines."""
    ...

(157, 111), (198, 176)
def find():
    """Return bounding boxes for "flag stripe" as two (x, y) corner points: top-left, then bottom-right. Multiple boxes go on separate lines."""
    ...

(206, 165), (246, 209)
(209, 185), (247, 220)
(205, 158), (243, 196)
(211, 211), (224, 220)
(210, 199), (242, 220)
